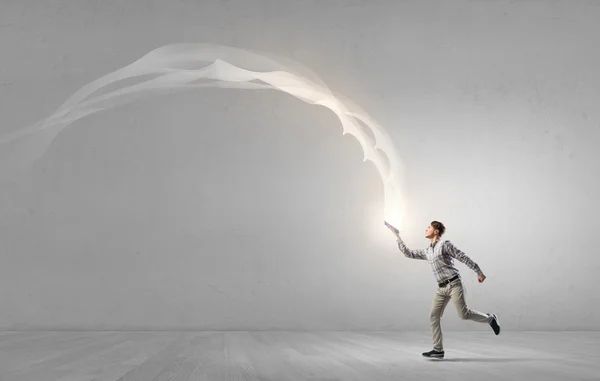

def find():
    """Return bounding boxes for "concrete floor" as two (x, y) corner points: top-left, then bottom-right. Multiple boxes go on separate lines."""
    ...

(0, 330), (598, 380)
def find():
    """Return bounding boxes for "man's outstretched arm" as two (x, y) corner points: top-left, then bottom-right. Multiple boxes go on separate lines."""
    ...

(444, 241), (484, 276)
(396, 236), (427, 260)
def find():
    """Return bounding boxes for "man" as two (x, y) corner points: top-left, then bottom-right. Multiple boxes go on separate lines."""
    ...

(387, 221), (500, 359)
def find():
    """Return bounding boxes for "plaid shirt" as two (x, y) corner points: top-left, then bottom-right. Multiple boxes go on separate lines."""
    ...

(396, 236), (483, 283)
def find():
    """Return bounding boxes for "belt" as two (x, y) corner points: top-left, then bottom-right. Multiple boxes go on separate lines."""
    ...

(438, 275), (460, 288)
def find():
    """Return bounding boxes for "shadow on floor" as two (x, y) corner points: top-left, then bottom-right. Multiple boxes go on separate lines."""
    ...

(430, 357), (543, 363)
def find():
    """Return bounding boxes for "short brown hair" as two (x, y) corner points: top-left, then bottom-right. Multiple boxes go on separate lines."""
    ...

(431, 221), (446, 236)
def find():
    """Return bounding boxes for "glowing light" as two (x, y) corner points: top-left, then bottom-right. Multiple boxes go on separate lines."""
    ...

(0, 43), (407, 229)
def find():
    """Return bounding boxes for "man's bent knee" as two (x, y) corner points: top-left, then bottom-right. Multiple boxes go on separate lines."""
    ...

(458, 308), (470, 320)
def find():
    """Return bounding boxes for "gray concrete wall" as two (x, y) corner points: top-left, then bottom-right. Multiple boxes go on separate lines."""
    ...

(0, 0), (598, 330)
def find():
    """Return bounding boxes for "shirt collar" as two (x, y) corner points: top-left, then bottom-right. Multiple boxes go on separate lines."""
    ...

(430, 238), (442, 248)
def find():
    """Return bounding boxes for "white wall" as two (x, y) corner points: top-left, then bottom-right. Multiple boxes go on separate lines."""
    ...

(0, 0), (598, 330)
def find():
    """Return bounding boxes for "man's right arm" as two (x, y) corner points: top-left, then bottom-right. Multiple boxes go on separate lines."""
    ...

(396, 236), (427, 260)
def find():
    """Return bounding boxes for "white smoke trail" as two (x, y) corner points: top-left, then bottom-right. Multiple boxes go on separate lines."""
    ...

(0, 43), (407, 229)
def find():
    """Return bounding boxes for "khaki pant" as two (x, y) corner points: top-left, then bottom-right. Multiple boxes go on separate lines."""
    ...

(431, 277), (492, 351)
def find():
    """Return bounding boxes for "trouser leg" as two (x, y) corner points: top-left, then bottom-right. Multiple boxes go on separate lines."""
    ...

(430, 288), (450, 351)
(450, 279), (492, 323)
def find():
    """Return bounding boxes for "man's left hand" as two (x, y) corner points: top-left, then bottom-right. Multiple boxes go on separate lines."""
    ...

(477, 274), (486, 283)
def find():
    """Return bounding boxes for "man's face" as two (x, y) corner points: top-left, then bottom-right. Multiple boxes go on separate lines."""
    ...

(425, 225), (438, 239)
